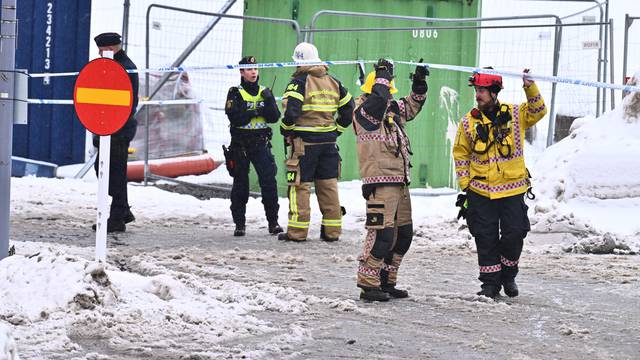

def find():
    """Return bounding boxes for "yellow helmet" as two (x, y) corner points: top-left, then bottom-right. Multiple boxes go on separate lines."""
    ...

(360, 71), (398, 94)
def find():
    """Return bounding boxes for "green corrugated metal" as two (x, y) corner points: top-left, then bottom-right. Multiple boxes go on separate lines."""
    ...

(242, 0), (481, 194)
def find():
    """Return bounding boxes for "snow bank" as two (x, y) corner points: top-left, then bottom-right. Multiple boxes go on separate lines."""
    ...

(0, 323), (19, 360)
(531, 94), (640, 246)
(0, 241), (312, 358)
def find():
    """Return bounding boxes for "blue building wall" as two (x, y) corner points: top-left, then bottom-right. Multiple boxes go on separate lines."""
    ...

(13, 0), (92, 165)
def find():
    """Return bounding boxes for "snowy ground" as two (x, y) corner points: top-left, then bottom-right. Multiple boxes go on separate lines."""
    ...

(3, 83), (640, 358)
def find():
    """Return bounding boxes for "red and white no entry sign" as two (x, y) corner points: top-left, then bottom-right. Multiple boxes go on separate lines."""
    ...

(73, 58), (133, 135)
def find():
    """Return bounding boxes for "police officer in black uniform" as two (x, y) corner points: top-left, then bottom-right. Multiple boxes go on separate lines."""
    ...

(92, 32), (138, 233)
(225, 56), (282, 236)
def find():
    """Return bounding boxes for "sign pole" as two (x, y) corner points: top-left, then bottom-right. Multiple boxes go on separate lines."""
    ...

(95, 135), (110, 262)
(73, 52), (133, 263)
(95, 50), (114, 262)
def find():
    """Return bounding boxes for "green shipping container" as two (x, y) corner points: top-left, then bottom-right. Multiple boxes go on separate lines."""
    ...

(242, 0), (481, 194)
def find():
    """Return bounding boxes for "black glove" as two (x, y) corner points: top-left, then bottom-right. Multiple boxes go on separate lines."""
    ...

(411, 58), (429, 81)
(362, 184), (377, 200)
(455, 193), (468, 220)
(374, 58), (394, 80)
(261, 87), (275, 104)
(411, 58), (429, 95)
(245, 109), (259, 120)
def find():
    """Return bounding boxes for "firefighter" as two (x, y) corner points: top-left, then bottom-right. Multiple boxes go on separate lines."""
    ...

(453, 68), (547, 298)
(224, 56), (282, 237)
(353, 59), (428, 301)
(278, 42), (355, 242)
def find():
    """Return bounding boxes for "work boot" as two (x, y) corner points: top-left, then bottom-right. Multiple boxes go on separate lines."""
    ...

(123, 209), (135, 224)
(476, 285), (500, 299)
(320, 225), (339, 242)
(503, 281), (519, 297)
(381, 284), (409, 299)
(359, 287), (390, 302)
(268, 221), (283, 235)
(278, 233), (306, 242)
(234, 225), (246, 237)
(92, 219), (126, 233)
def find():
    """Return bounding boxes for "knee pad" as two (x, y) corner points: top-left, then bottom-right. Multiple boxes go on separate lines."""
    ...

(394, 223), (413, 255)
(370, 228), (395, 259)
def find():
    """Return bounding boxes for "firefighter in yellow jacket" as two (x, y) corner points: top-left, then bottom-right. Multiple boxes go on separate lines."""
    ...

(453, 68), (547, 298)
(278, 42), (355, 242)
(354, 59), (428, 301)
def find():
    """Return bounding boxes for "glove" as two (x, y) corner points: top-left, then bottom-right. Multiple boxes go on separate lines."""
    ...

(411, 58), (429, 95)
(455, 193), (468, 220)
(261, 87), (275, 104)
(411, 58), (429, 81)
(374, 58), (394, 80)
(242, 109), (259, 123)
(362, 184), (377, 200)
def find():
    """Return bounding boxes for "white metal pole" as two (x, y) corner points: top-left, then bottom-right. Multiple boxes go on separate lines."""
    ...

(95, 50), (114, 262)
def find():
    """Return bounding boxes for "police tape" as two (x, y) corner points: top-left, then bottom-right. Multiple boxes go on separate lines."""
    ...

(395, 61), (640, 94)
(27, 98), (204, 105)
(27, 59), (640, 94)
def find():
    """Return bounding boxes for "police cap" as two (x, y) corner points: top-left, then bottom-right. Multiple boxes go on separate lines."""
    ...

(239, 56), (257, 65)
(94, 32), (122, 47)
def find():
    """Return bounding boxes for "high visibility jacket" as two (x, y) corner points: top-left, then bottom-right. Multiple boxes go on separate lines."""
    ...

(453, 83), (547, 199)
(353, 77), (426, 186)
(281, 65), (354, 143)
(236, 85), (268, 130)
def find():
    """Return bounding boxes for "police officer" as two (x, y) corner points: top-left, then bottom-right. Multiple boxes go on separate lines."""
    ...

(353, 59), (428, 301)
(278, 42), (355, 242)
(225, 56), (282, 236)
(453, 68), (547, 298)
(92, 32), (137, 233)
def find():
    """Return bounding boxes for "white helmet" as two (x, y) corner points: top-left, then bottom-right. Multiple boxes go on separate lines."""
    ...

(292, 42), (321, 63)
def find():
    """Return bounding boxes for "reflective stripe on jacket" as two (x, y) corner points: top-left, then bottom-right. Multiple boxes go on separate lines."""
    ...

(453, 83), (547, 199)
(237, 85), (268, 130)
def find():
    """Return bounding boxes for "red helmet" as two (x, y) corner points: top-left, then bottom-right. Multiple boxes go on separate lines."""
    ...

(469, 72), (503, 92)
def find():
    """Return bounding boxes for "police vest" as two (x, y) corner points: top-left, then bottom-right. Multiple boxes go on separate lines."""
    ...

(237, 85), (268, 130)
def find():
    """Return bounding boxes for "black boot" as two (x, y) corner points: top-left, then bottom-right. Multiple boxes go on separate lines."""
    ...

(476, 284), (500, 299)
(124, 208), (135, 224)
(320, 225), (339, 242)
(381, 284), (409, 298)
(92, 219), (126, 233)
(278, 233), (306, 241)
(234, 225), (245, 237)
(268, 221), (283, 235)
(503, 281), (519, 297)
(359, 287), (390, 302)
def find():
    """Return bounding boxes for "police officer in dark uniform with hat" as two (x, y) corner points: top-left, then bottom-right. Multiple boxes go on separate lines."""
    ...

(225, 56), (282, 236)
(92, 32), (138, 232)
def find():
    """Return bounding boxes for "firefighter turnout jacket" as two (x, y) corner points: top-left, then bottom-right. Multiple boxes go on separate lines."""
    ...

(453, 83), (547, 199)
(281, 65), (354, 143)
(353, 75), (426, 186)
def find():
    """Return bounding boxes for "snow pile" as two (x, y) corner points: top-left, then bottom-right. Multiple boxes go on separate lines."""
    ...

(0, 242), (312, 358)
(0, 323), (19, 360)
(531, 96), (640, 249)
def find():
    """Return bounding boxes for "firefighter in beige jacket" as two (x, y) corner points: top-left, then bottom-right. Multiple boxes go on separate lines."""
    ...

(353, 59), (428, 302)
(278, 42), (355, 242)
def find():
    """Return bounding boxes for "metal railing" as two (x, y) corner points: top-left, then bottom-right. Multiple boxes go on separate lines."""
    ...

(142, 3), (302, 189)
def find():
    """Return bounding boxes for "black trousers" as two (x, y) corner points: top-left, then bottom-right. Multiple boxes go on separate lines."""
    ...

(230, 138), (279, 226)
(298, 142), (340, 182)
(94, 136), (131, 221)
(466, 190), (531, 287)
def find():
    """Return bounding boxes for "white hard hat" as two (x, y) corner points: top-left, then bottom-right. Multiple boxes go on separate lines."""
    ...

(292, 42), (321, 63)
